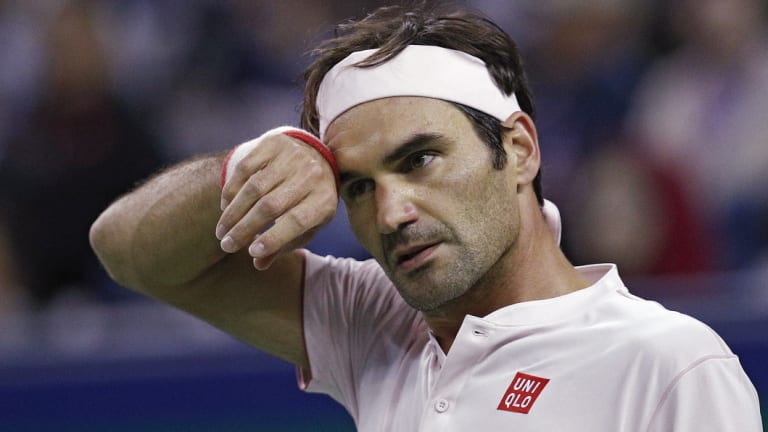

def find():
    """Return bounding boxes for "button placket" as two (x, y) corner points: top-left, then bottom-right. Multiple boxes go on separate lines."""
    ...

(423, 319), (495, 423)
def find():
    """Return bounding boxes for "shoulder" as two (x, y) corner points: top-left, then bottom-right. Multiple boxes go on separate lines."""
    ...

(574, 265), (732, 362)
(598, 288), (735, 371)
(621, 298), (763, 431)
(301, 250), (414, 321)
(593, 288), (762, 426)
(303, 250), (391, 292)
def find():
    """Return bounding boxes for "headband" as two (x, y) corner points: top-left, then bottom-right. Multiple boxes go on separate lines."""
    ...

(316, 45), (522, 139)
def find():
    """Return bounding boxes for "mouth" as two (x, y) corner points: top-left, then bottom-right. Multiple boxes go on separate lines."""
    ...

(393, 242), (441, 271)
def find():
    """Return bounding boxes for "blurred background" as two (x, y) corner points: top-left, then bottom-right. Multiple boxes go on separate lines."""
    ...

(0, 0), (766, 430)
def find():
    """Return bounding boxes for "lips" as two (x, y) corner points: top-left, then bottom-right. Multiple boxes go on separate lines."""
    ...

(392, 242), (441, 270)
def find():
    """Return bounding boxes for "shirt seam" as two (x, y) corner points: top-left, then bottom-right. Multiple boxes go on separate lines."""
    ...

(642, 354), (737, 432)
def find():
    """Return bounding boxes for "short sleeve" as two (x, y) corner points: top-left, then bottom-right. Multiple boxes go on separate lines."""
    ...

(645, 355), (763, 432)
(296, 251), (421, 420)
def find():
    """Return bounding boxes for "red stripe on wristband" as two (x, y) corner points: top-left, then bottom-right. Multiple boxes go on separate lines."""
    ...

(220, 147), (238, 189)
(283, 130), (340, 191)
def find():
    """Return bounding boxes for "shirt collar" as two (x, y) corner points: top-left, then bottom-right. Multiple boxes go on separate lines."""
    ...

(476, 264), (626, 327)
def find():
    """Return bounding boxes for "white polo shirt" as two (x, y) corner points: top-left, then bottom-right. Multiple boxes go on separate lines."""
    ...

(298, 252), (762, 431)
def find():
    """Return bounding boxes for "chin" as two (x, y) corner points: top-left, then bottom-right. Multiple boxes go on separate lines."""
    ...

(394, 275), (470, 313)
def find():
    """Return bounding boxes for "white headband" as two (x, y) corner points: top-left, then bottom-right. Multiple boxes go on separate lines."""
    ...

(316, 45), (522, 139)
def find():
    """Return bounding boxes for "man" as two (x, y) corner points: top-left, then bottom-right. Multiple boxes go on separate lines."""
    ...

(90, 5), (762, 431)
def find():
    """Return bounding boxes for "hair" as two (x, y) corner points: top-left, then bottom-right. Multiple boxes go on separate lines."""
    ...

(301, 3), (543, 205)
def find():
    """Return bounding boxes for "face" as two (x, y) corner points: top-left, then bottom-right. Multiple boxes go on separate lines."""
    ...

(325, 97), (522, 312)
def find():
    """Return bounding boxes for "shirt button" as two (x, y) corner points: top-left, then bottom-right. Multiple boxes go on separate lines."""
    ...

(435, 399), (450, 413)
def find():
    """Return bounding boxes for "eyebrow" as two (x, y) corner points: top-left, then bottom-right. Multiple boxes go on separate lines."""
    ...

(382, 132), (443, 166)
(339, 132), (444, 186)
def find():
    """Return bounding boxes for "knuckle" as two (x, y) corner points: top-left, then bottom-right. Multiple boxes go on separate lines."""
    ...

(285, 209), (311, 232)
(298, 143), (321, 161)
(300, 164), (333, 192)
(244, 173), (268, 196)
(274, 134), (295, 147)
(283, 141), (303, 157)
(230, 218), (264, 246)
(219, 201), (243, 225)
(256, 194), (284, 218)
(233, 159), (252, 178)
(235, 151), (267, 176)
(306, 160), (324, 178)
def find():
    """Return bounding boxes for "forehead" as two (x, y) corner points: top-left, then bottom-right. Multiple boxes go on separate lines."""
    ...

(324, 96), (471, 154)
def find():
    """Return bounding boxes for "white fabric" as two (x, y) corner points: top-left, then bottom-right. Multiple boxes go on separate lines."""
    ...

(316, 45), (522, 139)
(542, 199), (561, 245)
(299, 253), (762, 431)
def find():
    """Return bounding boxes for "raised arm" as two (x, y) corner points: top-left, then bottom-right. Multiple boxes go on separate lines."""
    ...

(89, 132), (338, 366)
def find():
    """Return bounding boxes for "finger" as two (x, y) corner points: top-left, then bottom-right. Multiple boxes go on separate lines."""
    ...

(220, 134), (306, 210)
(221, 149), (271, 211)
(220, 173), (313, 253)
(217, 165), (283, 240)
(248, 189), (337, 260)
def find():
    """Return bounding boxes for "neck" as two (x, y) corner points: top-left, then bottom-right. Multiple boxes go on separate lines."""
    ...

(423, 201), (591, 353)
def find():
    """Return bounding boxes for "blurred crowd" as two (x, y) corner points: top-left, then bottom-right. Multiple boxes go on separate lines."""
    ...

(0, 0), (766, 313)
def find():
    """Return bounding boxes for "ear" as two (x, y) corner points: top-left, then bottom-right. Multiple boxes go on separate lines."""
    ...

(501, 112), (540, 186)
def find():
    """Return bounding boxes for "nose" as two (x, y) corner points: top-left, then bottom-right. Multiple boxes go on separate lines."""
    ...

(375, 182), (419, 234)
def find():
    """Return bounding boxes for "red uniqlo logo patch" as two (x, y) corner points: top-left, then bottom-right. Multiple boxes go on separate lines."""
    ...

(497, 372), (550, 414)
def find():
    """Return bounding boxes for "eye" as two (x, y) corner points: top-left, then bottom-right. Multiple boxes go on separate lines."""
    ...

(403, 152), (436, 172)
(345, 179), (374, 201)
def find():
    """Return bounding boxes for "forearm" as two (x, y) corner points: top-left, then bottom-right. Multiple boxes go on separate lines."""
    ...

(90, 155), (226, 293)
(90, 129), (338, 366)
